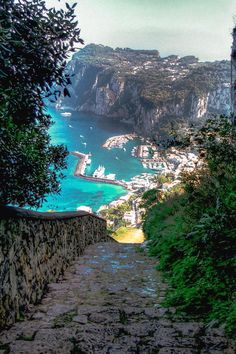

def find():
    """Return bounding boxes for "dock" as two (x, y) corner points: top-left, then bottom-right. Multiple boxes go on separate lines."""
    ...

(70, 151), (91, 176)
(70, 151), (128, 188)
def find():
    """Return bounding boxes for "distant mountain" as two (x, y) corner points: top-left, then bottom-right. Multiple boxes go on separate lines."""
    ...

(57, 44), (231, 138)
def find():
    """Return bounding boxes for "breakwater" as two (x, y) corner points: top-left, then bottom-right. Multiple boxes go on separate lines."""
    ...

(70, 151), (91, 176)
(70, 151), (128, 188)
(78, 173), (128, 187)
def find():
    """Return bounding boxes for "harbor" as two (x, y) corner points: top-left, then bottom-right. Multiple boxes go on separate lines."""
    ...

(70, 151), (128, 188)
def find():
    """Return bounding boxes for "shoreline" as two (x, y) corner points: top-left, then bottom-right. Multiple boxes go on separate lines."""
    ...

(102, 133), (138, 149)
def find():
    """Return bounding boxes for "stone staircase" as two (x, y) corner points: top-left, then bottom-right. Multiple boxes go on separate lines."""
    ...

(0, 242), (235, 353)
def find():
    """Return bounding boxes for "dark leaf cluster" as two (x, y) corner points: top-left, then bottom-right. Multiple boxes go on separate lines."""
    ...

(0, 0), (83, 207)
(143, 116), (236, 338)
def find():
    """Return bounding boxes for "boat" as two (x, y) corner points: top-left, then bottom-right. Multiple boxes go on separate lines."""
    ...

(93, 165), (105, 178)
(61, 112), (72, 117)
(87, 158), (91, 165)
(106, 173), (116, 180)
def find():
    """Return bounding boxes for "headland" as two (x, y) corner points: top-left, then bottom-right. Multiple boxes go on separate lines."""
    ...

(102, 133), (138, 149)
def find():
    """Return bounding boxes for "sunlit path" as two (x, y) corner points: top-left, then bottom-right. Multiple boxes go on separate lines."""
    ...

(112, 227), (145, 244)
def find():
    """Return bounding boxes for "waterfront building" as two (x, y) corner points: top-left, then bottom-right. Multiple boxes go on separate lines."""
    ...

(76, 206), (93, 213)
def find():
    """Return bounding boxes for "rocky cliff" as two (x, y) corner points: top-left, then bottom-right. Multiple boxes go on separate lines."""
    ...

(58, 44), (231, 138)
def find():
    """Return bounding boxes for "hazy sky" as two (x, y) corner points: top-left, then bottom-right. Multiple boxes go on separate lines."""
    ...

(46, 0), (235, 61)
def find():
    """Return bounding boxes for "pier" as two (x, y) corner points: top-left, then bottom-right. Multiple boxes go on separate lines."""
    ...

(70, 151), (91, 176)
(70, 151), (128, 188)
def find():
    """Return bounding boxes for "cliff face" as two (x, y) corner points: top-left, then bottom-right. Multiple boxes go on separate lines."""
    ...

(59, 44), (231, 137)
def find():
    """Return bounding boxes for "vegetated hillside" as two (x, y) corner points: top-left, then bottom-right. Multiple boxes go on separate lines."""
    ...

(58, 44), (231, 138)
(142, 116), (236, 338)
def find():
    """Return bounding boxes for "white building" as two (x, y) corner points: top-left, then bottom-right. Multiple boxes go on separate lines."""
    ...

(77, 206), (92, 213)
(123, 211), (136, 225)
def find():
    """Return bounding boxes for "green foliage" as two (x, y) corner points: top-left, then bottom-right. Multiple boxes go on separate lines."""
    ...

(143, 116), (236, 338)
(0, 0), (83, 207)
(152, 174), (173, 187)
(73, 43), (114, 62)
(99, 202), (131, 229)
(0, 114), (67, 207)
(141, 189), (160, 210)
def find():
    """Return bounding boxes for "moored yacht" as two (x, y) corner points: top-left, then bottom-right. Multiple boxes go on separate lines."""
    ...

(93, 165), (105, 178)
(61, 112), (72, 117)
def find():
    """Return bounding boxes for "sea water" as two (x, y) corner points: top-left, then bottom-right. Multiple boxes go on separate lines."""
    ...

(40, 107), (152, 212)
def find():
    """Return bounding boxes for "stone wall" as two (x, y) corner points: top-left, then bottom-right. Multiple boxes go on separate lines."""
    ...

(0, 206), (109, 329)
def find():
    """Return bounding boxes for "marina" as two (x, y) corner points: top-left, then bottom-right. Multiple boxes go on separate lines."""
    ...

(41, 107), (153, 212)
(70, 151), (128, 188)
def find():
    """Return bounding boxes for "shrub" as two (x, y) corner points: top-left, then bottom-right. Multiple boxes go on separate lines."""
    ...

(143, 116), (236, 338)
(0, 0), (83, 207)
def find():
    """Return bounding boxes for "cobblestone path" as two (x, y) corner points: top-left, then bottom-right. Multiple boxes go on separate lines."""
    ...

(0, 242), (235, 353)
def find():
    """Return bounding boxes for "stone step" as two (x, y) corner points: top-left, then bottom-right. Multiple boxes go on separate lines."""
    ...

(0, 242), (235, 353)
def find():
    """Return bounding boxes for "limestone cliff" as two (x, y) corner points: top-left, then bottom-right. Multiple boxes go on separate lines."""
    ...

(58, 44), (231, 137)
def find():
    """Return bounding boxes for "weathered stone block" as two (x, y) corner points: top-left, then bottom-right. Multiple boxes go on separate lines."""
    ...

(0, 206), (109, 329)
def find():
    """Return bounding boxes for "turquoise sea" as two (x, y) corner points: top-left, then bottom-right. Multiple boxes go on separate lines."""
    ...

(40, 107), (152, 212)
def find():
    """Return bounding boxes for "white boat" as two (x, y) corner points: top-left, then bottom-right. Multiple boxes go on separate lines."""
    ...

(93, 165), (105, 178)
(106, 173), (116, 180)
(87, 158), (91, 165)
(61, 112), (72, 117)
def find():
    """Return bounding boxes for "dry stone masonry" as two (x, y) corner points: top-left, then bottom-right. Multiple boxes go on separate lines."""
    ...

(0, 242), (235, 353)
(0, 206), (108, 329)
